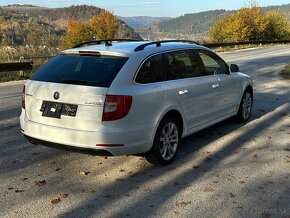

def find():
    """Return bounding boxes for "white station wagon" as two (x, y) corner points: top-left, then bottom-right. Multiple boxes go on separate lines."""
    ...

(20, 39), (253, 165)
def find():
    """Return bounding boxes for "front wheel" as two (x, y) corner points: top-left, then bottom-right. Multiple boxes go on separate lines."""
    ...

(145, 117), (181, 166)
(235, 89), (253, 122)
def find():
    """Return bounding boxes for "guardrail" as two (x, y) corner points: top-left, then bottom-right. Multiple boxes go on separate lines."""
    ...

(0, 62), (33, 73)
(204, 40), (290, 48)
(19, 56), (54, 61)
(0, 40), (289, 73)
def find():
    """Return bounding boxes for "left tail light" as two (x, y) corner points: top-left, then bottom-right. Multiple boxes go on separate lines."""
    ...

(22, 85), (26, 109)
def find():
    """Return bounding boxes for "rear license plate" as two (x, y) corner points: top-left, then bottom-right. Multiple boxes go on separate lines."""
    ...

(40, 101), (78, 118)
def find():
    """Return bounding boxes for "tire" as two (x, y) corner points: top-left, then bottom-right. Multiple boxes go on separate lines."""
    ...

(145, 116), (181, 166)
(235, 89), (253, 123)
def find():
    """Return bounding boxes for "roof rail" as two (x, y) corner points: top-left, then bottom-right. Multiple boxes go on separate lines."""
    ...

(134, 40), (201, 52)
(73, 38), (140, 48)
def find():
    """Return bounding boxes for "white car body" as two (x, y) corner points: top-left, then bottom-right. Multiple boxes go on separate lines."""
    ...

(20, 40), (253, 163)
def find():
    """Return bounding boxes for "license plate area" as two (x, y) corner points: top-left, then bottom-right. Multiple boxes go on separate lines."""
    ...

(40, 101), (78, 118)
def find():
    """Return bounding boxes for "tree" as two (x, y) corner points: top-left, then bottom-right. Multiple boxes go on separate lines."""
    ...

(62, 20), (92, 48)
(88, 11), (119, 39)
(264, 11), (289, 40)
(209, 7), (290, 42)
(62, 10), (119, 49)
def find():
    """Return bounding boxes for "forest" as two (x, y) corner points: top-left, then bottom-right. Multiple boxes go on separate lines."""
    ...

(0, 5), (141, 62)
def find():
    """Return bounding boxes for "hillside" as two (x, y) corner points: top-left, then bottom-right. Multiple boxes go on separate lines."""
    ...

(118, 16), (171, 29)
(138, 4), (290, 40)
(0, 5), (142, 48)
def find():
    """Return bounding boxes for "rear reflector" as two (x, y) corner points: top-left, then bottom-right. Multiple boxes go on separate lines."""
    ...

(96, 144), (124, 147)
(102, 95), (132, 121)
(22, 85), (26, 109)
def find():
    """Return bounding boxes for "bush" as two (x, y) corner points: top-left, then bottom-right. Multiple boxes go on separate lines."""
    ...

(209, 7), (290, 42)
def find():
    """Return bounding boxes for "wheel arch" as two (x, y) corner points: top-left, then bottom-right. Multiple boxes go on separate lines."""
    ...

(148, 107), (186, 152)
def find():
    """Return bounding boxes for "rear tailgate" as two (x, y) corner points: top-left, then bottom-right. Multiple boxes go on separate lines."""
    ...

(24, 52), (128, 131)
(25, 80), (107, 131)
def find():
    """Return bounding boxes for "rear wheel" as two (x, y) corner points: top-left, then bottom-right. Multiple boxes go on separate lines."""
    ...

(145, 117), (181, 166)
(235, 89), (253, 122)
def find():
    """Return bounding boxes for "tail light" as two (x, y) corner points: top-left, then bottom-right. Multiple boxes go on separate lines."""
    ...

(22, 85), (26, 109)
(102, 95), (132, 121)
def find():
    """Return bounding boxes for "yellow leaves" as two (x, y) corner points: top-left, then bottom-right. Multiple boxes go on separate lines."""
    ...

(62, 10), (119, 49)
(49, 193), (68, 204)
(209, 6), (290, 42)
(79, 171), (90, 176)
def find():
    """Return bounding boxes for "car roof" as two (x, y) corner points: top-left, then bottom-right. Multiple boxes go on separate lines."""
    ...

(61, 41), (209, 57)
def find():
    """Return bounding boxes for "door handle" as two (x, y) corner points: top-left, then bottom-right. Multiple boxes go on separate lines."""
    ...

(212, 84), (219, 89)
(178, 90), (188, 95)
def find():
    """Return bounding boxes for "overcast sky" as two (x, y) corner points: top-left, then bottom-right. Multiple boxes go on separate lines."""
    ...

(1, 0), (289, 17)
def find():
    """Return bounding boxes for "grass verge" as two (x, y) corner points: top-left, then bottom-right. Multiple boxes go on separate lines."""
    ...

(280, 64), (290, 80)
(0, 71), (34, 83)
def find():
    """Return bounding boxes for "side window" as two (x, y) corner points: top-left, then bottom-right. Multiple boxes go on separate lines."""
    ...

(164, 50), (202, 80)
(135, 54), (164, 84)
(198, 50), (229, 75)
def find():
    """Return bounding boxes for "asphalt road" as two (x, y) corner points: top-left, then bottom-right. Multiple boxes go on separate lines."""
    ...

(0, 45), (290, 218)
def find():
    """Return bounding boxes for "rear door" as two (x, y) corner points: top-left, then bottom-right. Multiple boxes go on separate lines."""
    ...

(25, 53), (128, 131)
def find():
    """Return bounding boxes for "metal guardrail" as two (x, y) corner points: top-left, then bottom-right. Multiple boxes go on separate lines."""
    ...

(204, 40), (290, 48)
(0, 40), (289, 73)
(19, 56), (54, 61)
(0, 62), (33, 73)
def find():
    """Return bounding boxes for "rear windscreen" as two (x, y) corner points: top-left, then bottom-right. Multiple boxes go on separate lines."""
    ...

(31, 54), (128, 87)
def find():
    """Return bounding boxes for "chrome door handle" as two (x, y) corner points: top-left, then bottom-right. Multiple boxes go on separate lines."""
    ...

(212, 84), (219, 89)
(178, 90), (188, 95)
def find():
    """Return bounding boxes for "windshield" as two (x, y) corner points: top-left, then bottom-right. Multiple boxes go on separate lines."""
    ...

(31, 54), (128, 87)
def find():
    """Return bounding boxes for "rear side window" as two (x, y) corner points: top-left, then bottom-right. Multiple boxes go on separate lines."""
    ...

(31, 54), (128, 87)
(135, 54), (165, 84)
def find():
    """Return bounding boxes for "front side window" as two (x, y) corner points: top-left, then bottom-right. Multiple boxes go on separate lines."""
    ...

(135, 54), (164, 84)
(197, 50), (229, 75)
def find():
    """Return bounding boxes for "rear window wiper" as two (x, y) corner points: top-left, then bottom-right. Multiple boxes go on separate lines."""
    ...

(59, 78), (101, 85)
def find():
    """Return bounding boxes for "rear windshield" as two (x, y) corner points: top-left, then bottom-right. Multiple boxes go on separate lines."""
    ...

(31, 54), (128, 87)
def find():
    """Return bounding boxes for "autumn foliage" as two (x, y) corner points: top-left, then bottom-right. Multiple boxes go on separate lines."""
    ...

(209, 7), (290, 42)
(62, 10), (119, 48)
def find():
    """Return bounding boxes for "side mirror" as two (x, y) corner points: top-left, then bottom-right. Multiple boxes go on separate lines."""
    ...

(230, 64), (239, 73)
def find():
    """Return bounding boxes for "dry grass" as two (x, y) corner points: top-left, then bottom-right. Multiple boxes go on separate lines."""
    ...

(0, 46), (57, 83)
(280, 64), (290, 80)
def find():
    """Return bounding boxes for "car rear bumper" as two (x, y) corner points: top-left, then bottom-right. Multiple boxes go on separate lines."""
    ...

(24, 135), (113, 156)
(20, 111), (154, 156)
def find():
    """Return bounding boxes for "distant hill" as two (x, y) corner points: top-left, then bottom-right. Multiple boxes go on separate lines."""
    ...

(138, 4), (290, 40)
(118, 16), (172, 29)
(0, 5), (142, 47)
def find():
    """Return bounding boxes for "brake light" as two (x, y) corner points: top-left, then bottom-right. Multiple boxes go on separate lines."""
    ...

(22, 85), (26, 109)
(102, 95), (132, 121)
(79, 51), (101, 56)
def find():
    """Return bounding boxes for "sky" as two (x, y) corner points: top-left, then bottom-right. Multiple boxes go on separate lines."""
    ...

(1, 0), (290, 17)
